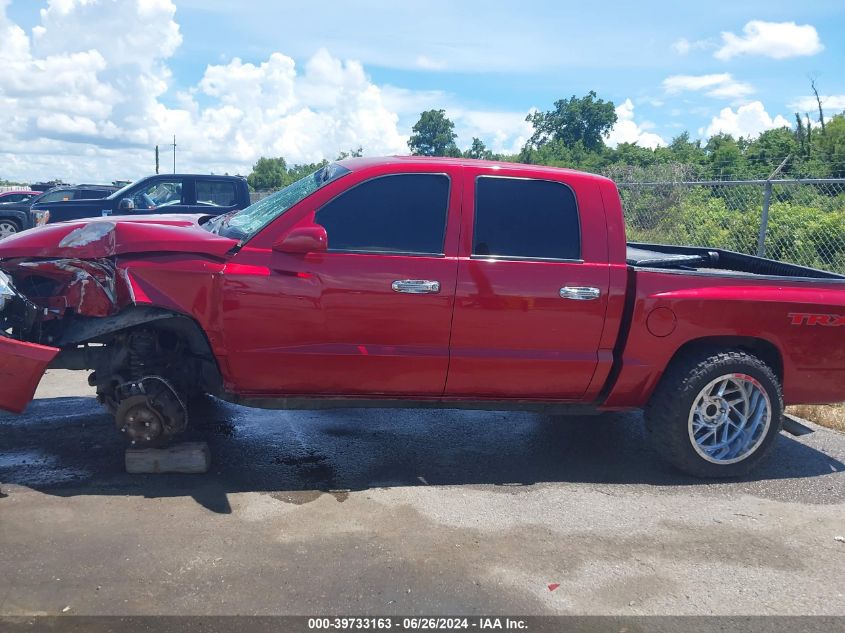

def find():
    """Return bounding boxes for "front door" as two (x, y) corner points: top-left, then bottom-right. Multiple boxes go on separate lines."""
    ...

(127, 177), (190, 215)
(222, 169), (461, 397)
(444, 172), (610, 400)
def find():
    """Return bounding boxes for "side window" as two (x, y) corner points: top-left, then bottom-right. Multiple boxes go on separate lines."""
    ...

(196, 180), (237, 206)
(39, 190), (73, 203)
(317, 174), (449, 255)
(4, 194), (22, 202)
(131, 179), (184, 210)
(74, 189), (106, 200)
(473, 177), (580, 260)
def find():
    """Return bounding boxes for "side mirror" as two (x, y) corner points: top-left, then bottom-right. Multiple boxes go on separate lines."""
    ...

(117, 198), (135, 211)
(274, 225), (328, 254)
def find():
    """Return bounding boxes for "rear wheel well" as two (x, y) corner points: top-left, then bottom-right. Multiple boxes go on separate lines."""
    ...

(667, 336), (783, 382)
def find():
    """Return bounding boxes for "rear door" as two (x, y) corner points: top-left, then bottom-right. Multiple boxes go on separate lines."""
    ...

(444, 170), (610, 400)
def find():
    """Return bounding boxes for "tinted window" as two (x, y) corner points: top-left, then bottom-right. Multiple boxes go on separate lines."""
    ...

(318, 174), (449, 254)
(74, 189), (111, 200)
(131, 179), (183, 210)
(197, 180), (237, 206)
(39, 190), (74, 203)
(473, 177), (580, 260)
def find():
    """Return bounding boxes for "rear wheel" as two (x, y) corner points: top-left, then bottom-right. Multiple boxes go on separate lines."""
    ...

(645, 350), (783, 478)
(0, 219), (20, 239)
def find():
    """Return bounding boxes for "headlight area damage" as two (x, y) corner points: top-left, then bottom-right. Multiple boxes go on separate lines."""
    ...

(0, 219), (235, 445)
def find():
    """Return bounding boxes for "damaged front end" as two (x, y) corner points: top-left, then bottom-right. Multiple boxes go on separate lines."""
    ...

(0, 219), (231, 443)
(0, 254), (140, 417)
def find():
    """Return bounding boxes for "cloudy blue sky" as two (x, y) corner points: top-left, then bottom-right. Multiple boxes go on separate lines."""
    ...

(1, 0), (843, 181)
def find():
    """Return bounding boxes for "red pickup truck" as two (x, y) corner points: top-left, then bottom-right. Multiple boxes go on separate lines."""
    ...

(1, 156), (843, 477)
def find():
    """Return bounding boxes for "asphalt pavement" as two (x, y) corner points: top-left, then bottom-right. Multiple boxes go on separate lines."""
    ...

(0, 370), (843, 615)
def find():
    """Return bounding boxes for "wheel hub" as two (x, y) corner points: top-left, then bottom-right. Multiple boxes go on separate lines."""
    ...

(688, 373), (772, 464)
(116, 395), (165, 445)
(699, 396), (729, 426)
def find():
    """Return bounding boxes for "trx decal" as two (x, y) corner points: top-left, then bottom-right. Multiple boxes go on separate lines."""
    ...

(788, 312), (845, 326)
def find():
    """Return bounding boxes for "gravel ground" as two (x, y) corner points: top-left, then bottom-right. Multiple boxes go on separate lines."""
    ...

(0, 370), (843, 616)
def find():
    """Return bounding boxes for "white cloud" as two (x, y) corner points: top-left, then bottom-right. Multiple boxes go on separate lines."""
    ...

(448, 109), (533, 156)
(704, 101), (790, 138)
(672, 38), (691, 55)
(671, 37), (710, 55)
(604, 99), (666, 149)
(663, 73), (754, 100)
(0, 0), (548, 181)
(715, 20), (823, 60)
(415, 55), (446, 71)
(0, 0), (413, 182)
(789, 95), (845, 116)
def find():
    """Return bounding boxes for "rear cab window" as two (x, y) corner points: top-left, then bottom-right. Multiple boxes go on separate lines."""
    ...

(73, 189), (110, 200)
(38, 190), (74, 203)
(197, 180), (238, 207)
(473, 176), (581, 261)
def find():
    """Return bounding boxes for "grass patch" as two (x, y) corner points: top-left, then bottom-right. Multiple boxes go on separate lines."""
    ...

(787, 405), (845, 432)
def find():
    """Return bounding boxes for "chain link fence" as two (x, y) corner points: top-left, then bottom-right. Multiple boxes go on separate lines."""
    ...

(618, 178), (845, 273)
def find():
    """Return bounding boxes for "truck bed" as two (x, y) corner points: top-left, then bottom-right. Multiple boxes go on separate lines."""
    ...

(627, 243), (845, 281)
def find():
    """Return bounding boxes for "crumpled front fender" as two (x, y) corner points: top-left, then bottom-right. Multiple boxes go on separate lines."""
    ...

(0, 336), (59, 413)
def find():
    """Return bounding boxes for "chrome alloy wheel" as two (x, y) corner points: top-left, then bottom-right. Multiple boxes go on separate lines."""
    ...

(687, 373), (772, 464)
(0, 221), (18, 239)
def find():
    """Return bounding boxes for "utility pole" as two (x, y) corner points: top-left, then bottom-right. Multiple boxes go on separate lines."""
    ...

(757, 155), (791, 258)
(172, 135), (177, 174)
(155, 145), (159, 174)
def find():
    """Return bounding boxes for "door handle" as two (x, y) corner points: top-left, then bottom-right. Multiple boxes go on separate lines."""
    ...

(392, 279), (441, 294)
(559, 286), (601, 300)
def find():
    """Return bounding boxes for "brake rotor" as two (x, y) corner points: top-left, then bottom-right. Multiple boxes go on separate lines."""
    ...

(115, 395), (166, 446)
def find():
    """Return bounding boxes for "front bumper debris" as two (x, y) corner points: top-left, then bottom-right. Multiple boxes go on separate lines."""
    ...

(0, 336), (59, 413)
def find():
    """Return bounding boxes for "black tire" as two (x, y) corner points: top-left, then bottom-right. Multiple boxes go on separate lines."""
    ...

(0, 218), (20, 239)
(644, 349), (783, 478)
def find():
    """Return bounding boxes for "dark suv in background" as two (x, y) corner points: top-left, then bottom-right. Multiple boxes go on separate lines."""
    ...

(30, 174), (251, 225)
(0, 184), (117, 237)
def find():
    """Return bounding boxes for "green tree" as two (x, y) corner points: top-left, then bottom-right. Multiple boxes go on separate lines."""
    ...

(607, 142), (662, 168)
(815, 114), (845, 177)
(285, 161), (328, 184)
(408, 109), (460, 157)
(745, 127), (796, 176)
(524, 91), (617, 152)
(336, 146), (363, 160)
(247, 157), (288, 191)
(704, 134), (747, 179)
(667, 132), (706, 165)
(464, 137), (494, 160)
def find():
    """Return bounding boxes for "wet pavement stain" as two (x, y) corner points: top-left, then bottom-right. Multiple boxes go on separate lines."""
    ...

(272, 451), (328, 467)
(269, 490), (324, 505)
(203, 420), (237, 437)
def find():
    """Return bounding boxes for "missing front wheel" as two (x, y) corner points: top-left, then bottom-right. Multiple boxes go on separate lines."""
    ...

(113, 376), (188, 447)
